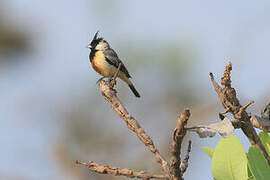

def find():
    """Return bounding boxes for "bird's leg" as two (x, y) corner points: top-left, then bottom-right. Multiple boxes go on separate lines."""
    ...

(109, 63), (122, 89)
(108, 76), (113, 82)
(108, 76), (117, 94)
(109, 76), (117, 89)
(96, 76), (106, 84)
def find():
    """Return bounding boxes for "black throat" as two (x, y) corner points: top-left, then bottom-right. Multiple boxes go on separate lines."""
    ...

(89, 49), (96, 62)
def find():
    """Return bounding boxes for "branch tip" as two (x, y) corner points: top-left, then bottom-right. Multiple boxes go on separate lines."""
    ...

(209, 72), (214, 79)
(237, 101), (254, 117)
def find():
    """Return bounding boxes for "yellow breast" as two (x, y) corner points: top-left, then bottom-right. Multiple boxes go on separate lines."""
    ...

(92, 51), (116, 77)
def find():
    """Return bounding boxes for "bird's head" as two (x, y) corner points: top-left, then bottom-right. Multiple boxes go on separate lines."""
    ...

(86, 31), (109, 51)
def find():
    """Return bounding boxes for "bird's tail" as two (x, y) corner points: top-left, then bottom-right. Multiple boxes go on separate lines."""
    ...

(128, 84), (140, 98)
(119, 72), (140, 98)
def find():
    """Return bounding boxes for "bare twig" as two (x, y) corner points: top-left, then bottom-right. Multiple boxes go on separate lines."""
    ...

(220, 108), (230, 115)
(210, 62), (270, 165)
(261, 100), (270, 119)
(170, 109), (191, 180)
(179, 141), (192, 175)
(250, 115), (270, 132)
(98, 80), (170, 178)
(76, 160), (166, 179)
(220, 111), (270, 132)
(235, 101), (254, 119)
(249, 100), (270, 132)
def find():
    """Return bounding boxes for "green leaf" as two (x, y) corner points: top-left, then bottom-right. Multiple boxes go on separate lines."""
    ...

(247, 147), (270, 180)
(212, 135), (248, 180)
(248, 165), (255, 180)
(203, 147), (214, 158)
(248, 176), (256, 180)
(259, 131), (270, 156)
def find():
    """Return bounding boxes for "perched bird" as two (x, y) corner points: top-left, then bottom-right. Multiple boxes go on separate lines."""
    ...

(87, 31), (140, 98)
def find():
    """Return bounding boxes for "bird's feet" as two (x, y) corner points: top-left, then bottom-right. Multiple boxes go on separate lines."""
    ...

(96, 77), (106, 84)
(109, 77), (117, 89)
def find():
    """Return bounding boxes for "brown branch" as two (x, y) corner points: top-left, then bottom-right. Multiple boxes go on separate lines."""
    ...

(261, 100), (270, 119)
(220, 108), (230, 115)
(250, 100), (270, 132)
(250, 115), (270, 132)
(98, 79), (170, 178)
(210, 62), (270, 165)
(170, 109), (191, 180)
(249, 100), (270, 132)
(76, 160), (166, 179)
(220, 110), (270, 132)
(235, 101), (254, 119)
(179, 140), (192, 176)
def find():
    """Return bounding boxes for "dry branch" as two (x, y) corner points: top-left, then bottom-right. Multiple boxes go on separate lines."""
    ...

(249, 100), (270, 132)
(250, 115), (270, 132)
(179, 140), (191, 175)
(78, 64), (193, 179)
(170, 109), (191, 180)
(98, 79), (170, 178)
(76, 161), (166, 179)
(210, 62), (270, 165)
(221, 112), (270, 132)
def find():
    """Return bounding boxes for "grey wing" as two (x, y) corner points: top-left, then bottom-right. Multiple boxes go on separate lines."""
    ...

(103, 48), (131, 78)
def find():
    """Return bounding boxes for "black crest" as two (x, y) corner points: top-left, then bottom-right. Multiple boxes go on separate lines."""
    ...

(90, 31), (103, 49)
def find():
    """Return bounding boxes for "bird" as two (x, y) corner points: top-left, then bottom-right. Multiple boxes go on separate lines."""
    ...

(86, 31), (140, 98)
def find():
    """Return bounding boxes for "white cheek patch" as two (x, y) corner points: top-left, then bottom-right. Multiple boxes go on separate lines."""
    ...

(95, 44), (102, 50)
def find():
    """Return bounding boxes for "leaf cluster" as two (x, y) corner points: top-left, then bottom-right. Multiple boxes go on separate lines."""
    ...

(203, 132), (270, 180)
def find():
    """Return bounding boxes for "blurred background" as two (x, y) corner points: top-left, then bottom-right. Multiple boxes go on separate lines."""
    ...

(1, 0), (270, 179)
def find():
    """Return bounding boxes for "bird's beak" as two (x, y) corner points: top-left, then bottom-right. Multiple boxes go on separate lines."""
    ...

(86, 44), (92, 48)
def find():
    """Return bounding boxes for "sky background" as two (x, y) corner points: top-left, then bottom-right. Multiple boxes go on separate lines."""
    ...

(1, 0), (270, 179)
